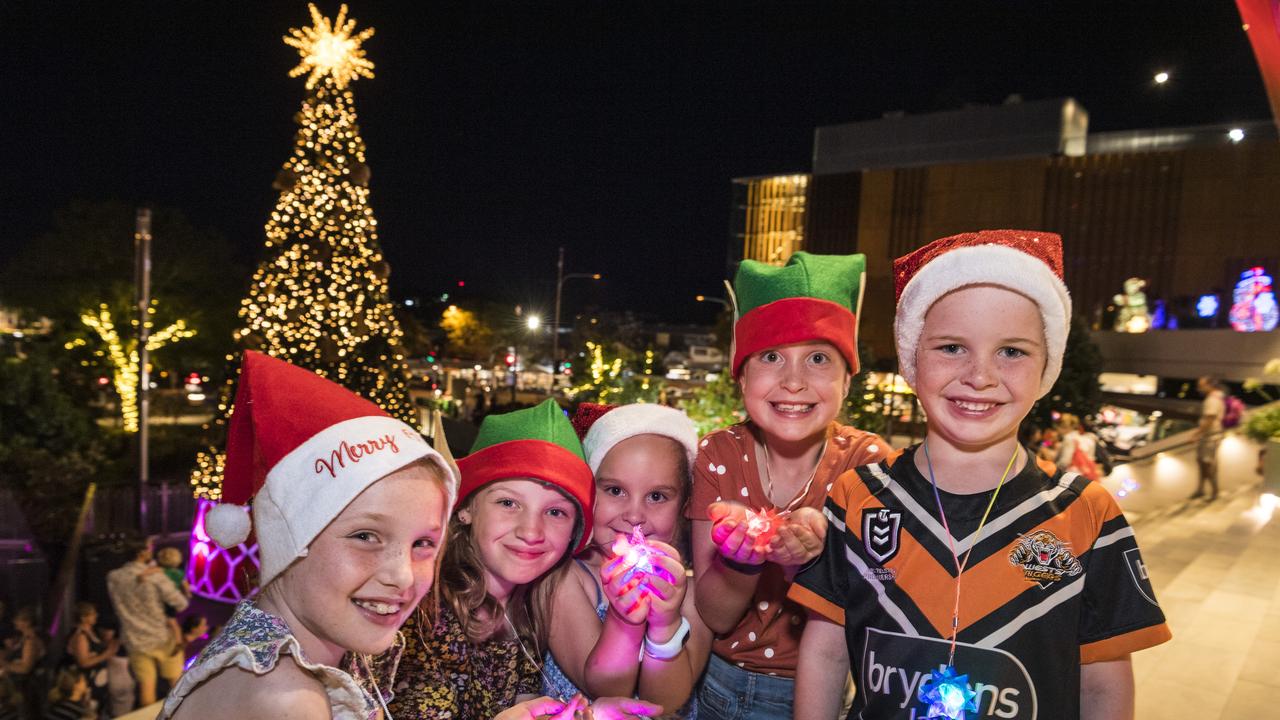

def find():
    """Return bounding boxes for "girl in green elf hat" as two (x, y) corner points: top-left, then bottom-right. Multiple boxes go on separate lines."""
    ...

(688, 252), (894, 720)
(386, 399), (660, 720)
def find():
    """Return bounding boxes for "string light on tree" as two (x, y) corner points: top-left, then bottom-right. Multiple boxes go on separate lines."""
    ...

(190, 3), (416, 501)
(69, 303), (195, 433)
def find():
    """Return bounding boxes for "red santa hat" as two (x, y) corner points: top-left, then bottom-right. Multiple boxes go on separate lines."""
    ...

(579, 403), (699, 475)
(205, 351), (458, 587)
(893, 229), (1072, 398)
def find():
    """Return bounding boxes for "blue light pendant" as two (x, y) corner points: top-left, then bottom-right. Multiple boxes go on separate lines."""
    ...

(918, 665), (979, 719)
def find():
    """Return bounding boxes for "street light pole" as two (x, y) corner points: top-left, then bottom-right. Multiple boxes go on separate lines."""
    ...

(135, 208), (152, 530)
(552, 246), (564, 368)
(551, 248), (601, 374)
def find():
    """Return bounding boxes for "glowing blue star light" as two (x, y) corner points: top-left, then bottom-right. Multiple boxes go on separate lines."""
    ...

(918, 666), (979, 719)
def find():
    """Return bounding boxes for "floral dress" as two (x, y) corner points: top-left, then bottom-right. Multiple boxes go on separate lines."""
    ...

(160, 601), (382, 720)
(386, 604), (540, 719)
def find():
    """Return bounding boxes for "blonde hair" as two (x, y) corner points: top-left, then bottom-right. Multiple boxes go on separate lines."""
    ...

(436, 485), (578, 655)
(156, 546), (183, 568)
(47, 667), (85, 704)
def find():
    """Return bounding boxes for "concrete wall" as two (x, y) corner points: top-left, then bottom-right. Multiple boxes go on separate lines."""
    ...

(1094, 329), (1280, 382)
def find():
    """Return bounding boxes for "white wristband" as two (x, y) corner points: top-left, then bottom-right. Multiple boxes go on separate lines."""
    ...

(643, 616), (691, 660)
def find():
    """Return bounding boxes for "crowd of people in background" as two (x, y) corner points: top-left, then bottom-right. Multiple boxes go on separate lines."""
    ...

(0, 540), (211, 720)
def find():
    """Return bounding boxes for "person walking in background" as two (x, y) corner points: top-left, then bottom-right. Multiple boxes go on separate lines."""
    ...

(64, 602), (118, 716)
(1056, 413), (1102, 482)
(1192, 376), (1226, 501)
(106, 537), (189, 707)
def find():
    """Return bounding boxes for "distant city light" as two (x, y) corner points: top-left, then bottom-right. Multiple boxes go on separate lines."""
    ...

(1154, 71), (1170, 84)
(1196, 294), (1219, 318)
(526, 315), (542, 331)
(1228, 128), (1245, 143)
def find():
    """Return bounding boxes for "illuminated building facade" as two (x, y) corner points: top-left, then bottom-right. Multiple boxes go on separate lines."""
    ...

(730, 99), (1280, 360)
(732, 174), (809, 267)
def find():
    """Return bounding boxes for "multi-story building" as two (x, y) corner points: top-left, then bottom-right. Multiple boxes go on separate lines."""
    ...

(733, 98), (1280, 366)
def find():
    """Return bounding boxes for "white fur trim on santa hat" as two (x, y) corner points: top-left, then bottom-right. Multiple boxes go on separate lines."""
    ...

(582, 404), (699, 474)
(249, 414), (452, 587)
(205, 502), (252, 548)
(895, 243), (1071, 398)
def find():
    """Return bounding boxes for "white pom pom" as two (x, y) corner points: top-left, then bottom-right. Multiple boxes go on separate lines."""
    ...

(206, 503), (251, 547)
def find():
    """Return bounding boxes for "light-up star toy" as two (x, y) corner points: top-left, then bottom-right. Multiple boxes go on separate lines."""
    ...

(918, 666), (978, 719)
(743, 507), (783, 546)
(612, 526), (657, 582)
(609, 526), (677, 608)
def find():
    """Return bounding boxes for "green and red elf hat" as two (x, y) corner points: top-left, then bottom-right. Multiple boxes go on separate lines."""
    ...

(455, 398), (595, 553)
(730, 251), (868, 378)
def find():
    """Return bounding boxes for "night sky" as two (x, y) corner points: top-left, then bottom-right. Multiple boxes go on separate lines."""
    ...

(0, 1), (1270, 324)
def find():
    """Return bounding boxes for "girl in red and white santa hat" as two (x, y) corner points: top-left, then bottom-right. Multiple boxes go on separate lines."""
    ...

(161, 352), (591, 720)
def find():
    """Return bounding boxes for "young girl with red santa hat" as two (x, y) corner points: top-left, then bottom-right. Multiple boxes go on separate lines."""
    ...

(162, 353), (589, 720)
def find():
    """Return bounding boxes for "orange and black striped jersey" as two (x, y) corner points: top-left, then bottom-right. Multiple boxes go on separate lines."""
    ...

(789, 446), (1171, 719)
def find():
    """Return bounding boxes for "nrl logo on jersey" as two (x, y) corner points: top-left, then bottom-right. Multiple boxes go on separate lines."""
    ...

(862, 508), (903, 564)
(1008, 529), (1082, 587)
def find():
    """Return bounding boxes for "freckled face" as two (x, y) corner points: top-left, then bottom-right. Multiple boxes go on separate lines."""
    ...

(913, 285), (1046, 452)
(591, 435), (685, 548)
(738, 341), (851, 445)
(274, 463), (447, 659)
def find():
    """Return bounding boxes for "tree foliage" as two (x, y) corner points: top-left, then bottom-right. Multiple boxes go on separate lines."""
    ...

(1029, 315), (1103, 428)
(0, 352), (101, 548)
(440, 305), (496, 359)
(0, 201), (241, 375)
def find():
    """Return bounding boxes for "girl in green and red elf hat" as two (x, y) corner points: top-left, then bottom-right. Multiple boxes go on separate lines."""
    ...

(688, 252), (894, 720)
(386, 399), (659, 720)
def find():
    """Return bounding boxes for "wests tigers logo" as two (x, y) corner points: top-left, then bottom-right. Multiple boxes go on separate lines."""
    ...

(1009, 529), (1082, 587)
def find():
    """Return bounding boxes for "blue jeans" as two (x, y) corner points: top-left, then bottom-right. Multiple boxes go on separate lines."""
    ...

(696, 654), (794, 720)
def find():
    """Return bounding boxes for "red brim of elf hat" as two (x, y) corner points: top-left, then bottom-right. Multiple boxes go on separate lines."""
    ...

(731, 297), (859, 378)
(455, 438), (596, 554)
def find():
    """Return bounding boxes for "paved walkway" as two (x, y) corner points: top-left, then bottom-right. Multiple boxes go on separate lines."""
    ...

(1131, 483), (1280, 719)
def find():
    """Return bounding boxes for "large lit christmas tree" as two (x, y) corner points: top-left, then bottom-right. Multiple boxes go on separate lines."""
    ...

(191, 4), (414, 504)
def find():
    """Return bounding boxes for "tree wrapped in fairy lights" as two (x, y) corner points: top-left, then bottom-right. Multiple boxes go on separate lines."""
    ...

(190, 4), (415, 504)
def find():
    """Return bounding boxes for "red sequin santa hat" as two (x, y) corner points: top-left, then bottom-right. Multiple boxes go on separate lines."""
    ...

(205, 351), (458, 587)
(893, 230), (1072, 398)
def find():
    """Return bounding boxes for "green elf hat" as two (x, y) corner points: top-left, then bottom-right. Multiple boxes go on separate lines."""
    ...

(454, 398), (595, 553)
(731, 251), (867, 378)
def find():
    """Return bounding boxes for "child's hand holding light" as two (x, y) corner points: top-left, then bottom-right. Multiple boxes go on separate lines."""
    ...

(763, 506), (828, 578)
(707, 501), (769, 567)
(636, 539), (687, 641)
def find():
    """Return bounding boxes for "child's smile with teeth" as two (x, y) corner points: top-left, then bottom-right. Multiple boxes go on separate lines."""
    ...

(353, 599), (402, 615)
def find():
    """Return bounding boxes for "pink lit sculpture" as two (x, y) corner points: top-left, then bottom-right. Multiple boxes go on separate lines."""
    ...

(188, 498), (259, 603)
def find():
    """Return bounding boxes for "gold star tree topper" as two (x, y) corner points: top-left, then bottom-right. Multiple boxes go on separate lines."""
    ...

(284, 4), (375, 89)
